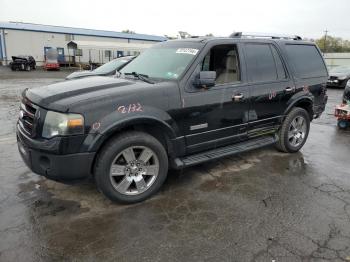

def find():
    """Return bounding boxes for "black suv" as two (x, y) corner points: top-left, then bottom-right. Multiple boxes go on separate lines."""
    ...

(17, 34), (328, 203)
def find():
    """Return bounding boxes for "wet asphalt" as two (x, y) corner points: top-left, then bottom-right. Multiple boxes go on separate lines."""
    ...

(0, 67), (349, 262)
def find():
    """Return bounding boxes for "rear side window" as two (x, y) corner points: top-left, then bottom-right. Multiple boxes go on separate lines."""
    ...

(271, 46), (287, 79)
(285, 44), (327, 78)
(245, 43), (278, 82)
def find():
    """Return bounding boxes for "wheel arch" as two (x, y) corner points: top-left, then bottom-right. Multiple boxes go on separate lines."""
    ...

(285, 97), (314, 120)
(89, 117), (177, 175)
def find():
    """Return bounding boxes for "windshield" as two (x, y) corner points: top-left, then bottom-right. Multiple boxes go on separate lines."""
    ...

(330, 66), (350, 74)
(120, 47), (199, 80)
(94, 58), (131, 74)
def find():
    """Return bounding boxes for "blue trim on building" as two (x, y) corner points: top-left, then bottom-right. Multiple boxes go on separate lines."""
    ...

(0, 30), (6, 61)
(0, 22), (167, 42)
(0, 35), (2, 60)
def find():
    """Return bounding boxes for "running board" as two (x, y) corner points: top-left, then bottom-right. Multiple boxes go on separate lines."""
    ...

(173, 136), (278, 169)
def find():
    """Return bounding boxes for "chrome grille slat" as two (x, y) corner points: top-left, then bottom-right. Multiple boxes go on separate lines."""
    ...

(20, 103), (35, 118)
(18, 120), (31, 136)
(24, 120), (33, 126)
(19, 98), (37, 137)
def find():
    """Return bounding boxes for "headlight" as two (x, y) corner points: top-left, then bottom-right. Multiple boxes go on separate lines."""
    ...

(42, 111), (84, 138)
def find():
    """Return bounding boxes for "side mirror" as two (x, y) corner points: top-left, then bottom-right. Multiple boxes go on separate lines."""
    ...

(194, 71), (216, 88)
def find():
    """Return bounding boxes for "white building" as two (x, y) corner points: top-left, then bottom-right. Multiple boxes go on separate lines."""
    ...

(323, 53), (350, 69)
(0, 22), (167, 66)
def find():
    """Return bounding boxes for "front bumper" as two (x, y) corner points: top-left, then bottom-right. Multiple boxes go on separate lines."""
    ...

(16, 123), (95, 181)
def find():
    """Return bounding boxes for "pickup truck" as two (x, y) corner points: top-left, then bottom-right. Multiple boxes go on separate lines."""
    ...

(17, 34), (328, 203)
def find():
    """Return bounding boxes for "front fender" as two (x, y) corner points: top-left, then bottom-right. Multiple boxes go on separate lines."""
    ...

(86, 105), (179, 152)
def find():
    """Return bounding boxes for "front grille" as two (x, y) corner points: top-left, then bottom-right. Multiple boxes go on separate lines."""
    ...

(329, 76), (338, 80)
(19, 98), (38, 137)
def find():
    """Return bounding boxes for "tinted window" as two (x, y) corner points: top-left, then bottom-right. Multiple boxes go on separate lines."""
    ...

(285, 44), (327, 78)
(271, 46), (287, 79)
(245, 43), (277, 82)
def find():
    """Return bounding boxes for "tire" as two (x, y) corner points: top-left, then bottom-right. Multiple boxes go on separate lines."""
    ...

(337, 120), (349, 129)
(26, 65), (31, 71)
(94, 131), (168, 203)
(20, 64), (25, 71)
(276, 107), (310, 153)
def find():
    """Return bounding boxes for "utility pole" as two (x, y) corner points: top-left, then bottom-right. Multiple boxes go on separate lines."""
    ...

(324, 29), (328, 53)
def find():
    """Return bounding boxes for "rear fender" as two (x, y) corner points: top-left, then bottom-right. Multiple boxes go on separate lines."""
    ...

(284, 93), (314, 119)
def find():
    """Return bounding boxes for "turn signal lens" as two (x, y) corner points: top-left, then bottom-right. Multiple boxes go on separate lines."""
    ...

(68, 118), (83, 127)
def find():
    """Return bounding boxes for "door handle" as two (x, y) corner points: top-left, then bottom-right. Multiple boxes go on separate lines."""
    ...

(285, 87), (294, 92)
(232, 93), (244, 101)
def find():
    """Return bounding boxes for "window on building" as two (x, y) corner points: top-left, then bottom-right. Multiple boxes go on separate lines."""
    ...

(105, 50), (111, 58)
(75, 49), (83, 56)
(65, 34), (74, 41)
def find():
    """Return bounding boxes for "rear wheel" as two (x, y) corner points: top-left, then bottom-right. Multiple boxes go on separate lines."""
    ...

(94, 131), (168, 203)
(276, 107), (310, 153)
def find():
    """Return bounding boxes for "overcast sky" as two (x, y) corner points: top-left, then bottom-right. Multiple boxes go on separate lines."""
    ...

(0, 0), (349, 39)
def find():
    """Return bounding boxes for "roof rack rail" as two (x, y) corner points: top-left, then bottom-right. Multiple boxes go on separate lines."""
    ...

(230, 32), (302, 40)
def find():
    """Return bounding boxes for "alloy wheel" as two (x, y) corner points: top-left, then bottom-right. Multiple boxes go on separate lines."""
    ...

(288, 116), (307, 147)
(109, 146), (159, 195)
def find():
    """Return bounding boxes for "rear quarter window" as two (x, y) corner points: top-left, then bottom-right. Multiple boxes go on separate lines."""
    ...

(285, 44), (328, 78)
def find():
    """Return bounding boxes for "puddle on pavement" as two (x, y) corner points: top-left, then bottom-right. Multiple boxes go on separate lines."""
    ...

(197, 149), (308, 195)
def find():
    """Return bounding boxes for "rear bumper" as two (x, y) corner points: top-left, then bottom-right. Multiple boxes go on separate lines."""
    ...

(45, 63), (60, 70)
(16, 124), (95, 181)
(313, 95), (328, 119)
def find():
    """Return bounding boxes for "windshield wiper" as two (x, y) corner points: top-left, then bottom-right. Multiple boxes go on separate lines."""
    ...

(124, 72), (154, 84)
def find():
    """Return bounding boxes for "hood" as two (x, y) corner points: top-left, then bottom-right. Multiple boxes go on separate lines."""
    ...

(65, 70), (102, 80)
(329, 72), (350, 78)
(25, 76), (140, 112)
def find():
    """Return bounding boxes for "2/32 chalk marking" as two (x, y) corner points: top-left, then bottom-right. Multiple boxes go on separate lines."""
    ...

(117, 103), (143, 114)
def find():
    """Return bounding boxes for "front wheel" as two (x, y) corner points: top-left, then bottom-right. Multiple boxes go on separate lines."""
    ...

(276, 107), (310, 153)
(94, 131), (168, 203)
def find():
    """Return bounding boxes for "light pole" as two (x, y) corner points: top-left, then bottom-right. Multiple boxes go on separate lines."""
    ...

(324, 29), (328, 53)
